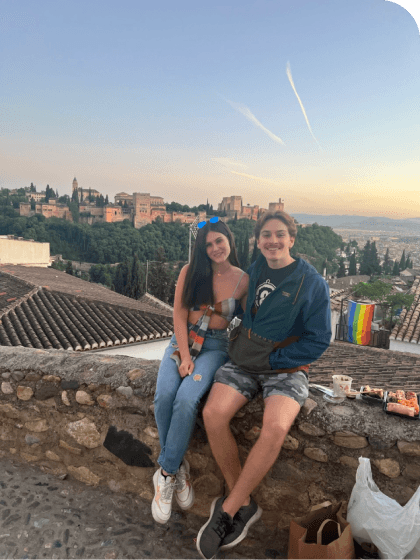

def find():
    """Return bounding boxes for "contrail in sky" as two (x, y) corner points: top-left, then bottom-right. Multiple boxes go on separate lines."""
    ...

(286, 62), (322, 150)
(225, 98), (285, 146)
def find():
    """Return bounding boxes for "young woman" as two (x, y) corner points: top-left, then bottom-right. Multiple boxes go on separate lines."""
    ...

(152, 218), (248, 524)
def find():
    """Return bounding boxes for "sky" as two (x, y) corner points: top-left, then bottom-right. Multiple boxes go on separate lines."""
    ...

(1, 0), (419, 217)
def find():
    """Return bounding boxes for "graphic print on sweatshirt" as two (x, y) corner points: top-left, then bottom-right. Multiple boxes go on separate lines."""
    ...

(255, 278), (276, 309)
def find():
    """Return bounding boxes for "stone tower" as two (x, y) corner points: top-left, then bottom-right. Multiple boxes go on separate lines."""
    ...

(72, 178), (79, 202)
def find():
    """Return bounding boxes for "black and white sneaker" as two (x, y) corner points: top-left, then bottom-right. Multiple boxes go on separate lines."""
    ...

(220, 496), (262, 550)
(196, 497), (234, 559)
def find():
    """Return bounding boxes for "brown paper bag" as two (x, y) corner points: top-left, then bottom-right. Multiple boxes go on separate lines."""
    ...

(288, 501), (355, 559)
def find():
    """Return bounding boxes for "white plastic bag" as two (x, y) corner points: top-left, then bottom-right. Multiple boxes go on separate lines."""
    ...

(347, 457), (420, 559)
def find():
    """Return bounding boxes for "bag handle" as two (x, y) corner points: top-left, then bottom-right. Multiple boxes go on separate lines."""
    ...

(316, 519), (342, 546)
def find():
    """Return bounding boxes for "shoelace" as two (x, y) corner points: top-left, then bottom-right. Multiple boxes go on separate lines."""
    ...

(161, 476), (176, 501)
(214, 512), (232, 538)
(175, 468), (189, 490)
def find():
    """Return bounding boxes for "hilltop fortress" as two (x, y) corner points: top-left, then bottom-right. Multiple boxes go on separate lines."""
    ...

(20, 179), (285, 228)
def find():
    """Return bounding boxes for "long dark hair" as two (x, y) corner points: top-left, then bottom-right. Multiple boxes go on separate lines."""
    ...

(182, 220), (240, 308)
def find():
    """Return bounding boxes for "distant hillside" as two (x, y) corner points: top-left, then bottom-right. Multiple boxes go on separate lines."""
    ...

(292, 214), (420, 233)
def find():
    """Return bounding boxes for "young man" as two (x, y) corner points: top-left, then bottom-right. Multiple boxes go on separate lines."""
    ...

(196, 211), (331, 559)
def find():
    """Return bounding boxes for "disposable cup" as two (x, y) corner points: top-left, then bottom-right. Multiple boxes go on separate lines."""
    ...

(332, 375), (353, 397)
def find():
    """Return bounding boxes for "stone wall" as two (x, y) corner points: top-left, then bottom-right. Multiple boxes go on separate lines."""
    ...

(1, 346), (420, 536)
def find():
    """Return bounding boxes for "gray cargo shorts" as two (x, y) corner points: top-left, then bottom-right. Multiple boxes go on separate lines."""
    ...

(214, 360), (309, 407)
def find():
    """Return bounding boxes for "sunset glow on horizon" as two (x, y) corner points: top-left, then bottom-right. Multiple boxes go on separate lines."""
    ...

(1, 0), (419, 218)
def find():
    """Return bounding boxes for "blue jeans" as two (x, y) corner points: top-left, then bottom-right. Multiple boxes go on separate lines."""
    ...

(154, 329), (229, 475)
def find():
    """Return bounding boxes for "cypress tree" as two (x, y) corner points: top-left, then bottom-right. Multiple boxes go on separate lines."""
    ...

(114, 265), (124, 294)
(149, 247), (171, 303)
(241, 235), (250, 270)
(130, 254), (144, 299)
(359, 240), (371, 275)
(337, 258), (346, 278)
(349, 253), (357, 276)
(399, 250), (406, 271)
(392, 260), (400, 276)
(370, 241), (381, 275)
(250, 239), (259, 264)
(383, 248), (391, 274)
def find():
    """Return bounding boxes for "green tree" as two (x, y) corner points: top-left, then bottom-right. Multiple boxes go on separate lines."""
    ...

(130, 254), (145, 299)
(65, 261), (73, 275)
(353, 281), (392, 316)
(359, 240), (371, 275)
(337, 258), (346, 278)
(148, 247), (171, 302)
(348, 252), (357, 276)
(383, 248), (391, 274)
(250, 239), (259, 265)
(399, 250), (406, 271)
(392, 260), (400, 276)
(68, 201), (79, 223)
(385, 293), (415, 326)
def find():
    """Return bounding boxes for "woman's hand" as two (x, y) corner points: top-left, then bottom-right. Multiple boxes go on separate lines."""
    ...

(178, 357), (195, 378)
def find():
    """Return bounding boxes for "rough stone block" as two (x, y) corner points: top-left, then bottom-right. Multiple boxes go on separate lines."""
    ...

(66, 417), (101, 449)
(283, 435), (299, 450)
(0, 404), (20, 419)
(25, 434), (40, 446)
(17, 386), (34, 401)
(298, 422), (325, 436)
(21, 451), (39, 462)
(1, 382), (13, 394)
(245, 425), (261, 441)
(75, 391), (94, 405)
(35, 383), (59, 400)
(333, 431), (368, 449)
(368, 436), (396, 450)
(67, 465), (100, 486)
(303, 447), (328, 463)
(143, 426), (159, 439)
(301, 398), (317, 416)
(373, 458), (400, 479)
(45, 450), (61, 462)
(126, 368), (146, 381)
(43, 375), (61, 383)
(339, 456), (359, 469)
(97, 394), (113, 408)
(403, 463), (420, 480)
(24, 419), (49, 432)
(185, 452), (209, 472)
(59, 440), (83, 455)
(116, 386), (134, 399)
(397, 440), (420, 457)
(61, 380), (80, 390)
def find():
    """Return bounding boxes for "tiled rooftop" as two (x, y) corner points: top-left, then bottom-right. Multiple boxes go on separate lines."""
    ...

(0, 266), (173, 351)
(311, 341), (420, 392)
(0, 265), (172, 317)
(390, 277), (420, 344)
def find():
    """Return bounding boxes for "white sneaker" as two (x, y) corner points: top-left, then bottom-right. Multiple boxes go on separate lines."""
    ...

(151, 468), (176, 524)
(175, 459), (194, 510)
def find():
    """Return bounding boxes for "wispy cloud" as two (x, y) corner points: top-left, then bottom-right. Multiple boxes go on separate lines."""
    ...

(211, 157), (249, 169)
(224, 98), (285, 146)
(286, 62), (322, 150)
(229, 169), (280, 185)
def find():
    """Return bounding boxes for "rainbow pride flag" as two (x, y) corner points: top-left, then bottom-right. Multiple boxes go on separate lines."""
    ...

(347, 300), (375, 345)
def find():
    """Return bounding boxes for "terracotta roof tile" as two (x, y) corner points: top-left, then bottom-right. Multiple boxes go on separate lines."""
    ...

(390, 277), (420, 344)
(311, 341), (420, 391)
(0, 267), (174, 352)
